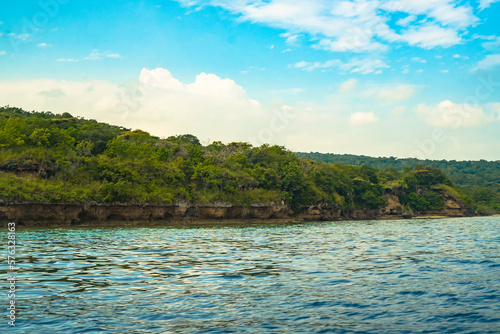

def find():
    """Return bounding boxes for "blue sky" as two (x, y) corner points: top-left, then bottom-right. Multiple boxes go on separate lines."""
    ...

(1, 0), (499, 160)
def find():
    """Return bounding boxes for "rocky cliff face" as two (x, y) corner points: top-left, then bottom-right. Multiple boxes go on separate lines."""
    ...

(0, 158), (56, 179)
(0, 202), (295, 227)
(0, 187), (474, 227)
(379, 188), (473, 219)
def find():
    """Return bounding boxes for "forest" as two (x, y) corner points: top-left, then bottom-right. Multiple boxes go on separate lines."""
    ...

(296, 152), (500, 214)
(0, 106), (479, 215)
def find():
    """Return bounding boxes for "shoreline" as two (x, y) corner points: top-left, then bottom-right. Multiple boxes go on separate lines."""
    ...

(0, 202), (481, 228)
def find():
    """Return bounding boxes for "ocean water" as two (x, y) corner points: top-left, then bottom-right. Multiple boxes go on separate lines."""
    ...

(5, 217), (500, 333)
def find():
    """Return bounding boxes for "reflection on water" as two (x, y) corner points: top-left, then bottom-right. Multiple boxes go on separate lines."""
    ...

(7, 217), (500, 333)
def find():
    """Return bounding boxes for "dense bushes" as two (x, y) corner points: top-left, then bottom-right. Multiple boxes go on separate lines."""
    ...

(0, 107), (472, 212)
(298, 152), (498, 213)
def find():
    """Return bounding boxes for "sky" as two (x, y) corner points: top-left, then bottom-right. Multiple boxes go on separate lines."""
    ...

(0, 0), (499, 160)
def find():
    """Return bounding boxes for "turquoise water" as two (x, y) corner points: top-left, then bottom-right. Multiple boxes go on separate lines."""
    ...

(6, 217), (500, 333)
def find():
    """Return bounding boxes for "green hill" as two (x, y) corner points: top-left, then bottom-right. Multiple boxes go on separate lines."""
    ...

(0, 106), (477, 217)
(296, 152), (500, 214)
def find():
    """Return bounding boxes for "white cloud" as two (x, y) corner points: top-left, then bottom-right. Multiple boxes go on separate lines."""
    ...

(340, 58), (390, 74)
(411, 57), (426, 63)
(396, 15), (416, 27)
(416, 100), (494, 127)
(380, 0), (477, 27)
(57, 58), (78, 62)
(37, 43), (52, 48)
(0, 69), (274, 145)
(280, 32), (299, 44)
(175, 0), (476, 53)
(8, 33), (30, 41)
(186, 72), (251, 100)
(291, 58), (389, 74)
(349, 111), (379, 125)
(392, 24), (462, 49)
(0, 51), (6, 56)
(452, 54), (469, 60)
(375, 85), (415, 101)
(315, 36), (388, 53)
(473, 54), (500, 71)
(480, 36), (500, 50)
(84, 49), (121, 60)
(479, 0), (500, 10)
(291, 59), (341, 72)
(139, 68), (184, 91)
(402, 68), (410, 74)
(338, 79), (358, 94)
(440, 69), (449, 73)
(1, 68), (497, 160)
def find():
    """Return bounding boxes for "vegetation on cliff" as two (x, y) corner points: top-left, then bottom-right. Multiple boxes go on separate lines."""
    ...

(296, 152), (499, 214)
(0, 106), (474, 214)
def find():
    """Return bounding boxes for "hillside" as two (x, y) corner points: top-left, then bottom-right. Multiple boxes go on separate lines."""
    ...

(296, 152), (500, 214)
(0, 106), (477, 224)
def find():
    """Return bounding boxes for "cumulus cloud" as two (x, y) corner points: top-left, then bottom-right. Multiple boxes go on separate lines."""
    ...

(349, 111), (379, 125)
(415, 100), (494, 127)
(37, 43), (52, 48)
(1, 68), (497, 159)
(0, 69), (286, 145)
(139, 68), (184, 91)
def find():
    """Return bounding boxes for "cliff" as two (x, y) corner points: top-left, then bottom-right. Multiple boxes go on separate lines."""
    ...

(379, 188), (473, 219)
(0, 188), (474, 227)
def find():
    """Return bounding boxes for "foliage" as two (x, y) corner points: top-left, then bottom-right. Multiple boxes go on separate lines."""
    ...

(297, 151), (499, 213)
(0, 106), (476, 213)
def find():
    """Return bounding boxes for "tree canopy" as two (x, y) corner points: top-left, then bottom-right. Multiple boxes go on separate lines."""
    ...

(297, 152), (499, 214)
(0, 107), (477, 214)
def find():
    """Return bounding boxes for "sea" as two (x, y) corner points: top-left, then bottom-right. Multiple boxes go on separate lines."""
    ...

(5, 216), (500, 333)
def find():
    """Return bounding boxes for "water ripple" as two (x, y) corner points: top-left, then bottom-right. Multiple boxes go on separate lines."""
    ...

(5, 217), (500, 333)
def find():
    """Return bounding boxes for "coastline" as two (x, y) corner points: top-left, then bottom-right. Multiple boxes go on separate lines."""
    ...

(0, 201), (477, 228)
